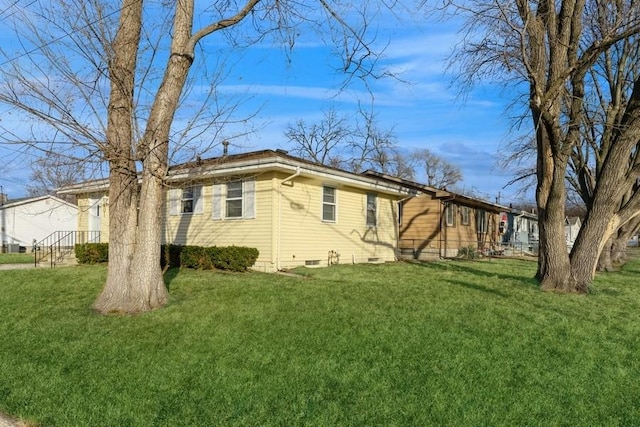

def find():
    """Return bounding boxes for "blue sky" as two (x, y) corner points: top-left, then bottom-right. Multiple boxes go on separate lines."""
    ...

(0, 2), (528, 205)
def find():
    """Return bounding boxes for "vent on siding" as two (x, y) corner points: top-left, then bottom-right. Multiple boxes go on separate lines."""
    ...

(368, 257), (380, 262)
(305, 259), (321, 266)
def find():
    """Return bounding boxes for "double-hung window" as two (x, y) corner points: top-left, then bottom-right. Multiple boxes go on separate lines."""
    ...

(476, 210), (488, 233)
(225, 180), (243, 218)
(169, 185), (203, 215)
(181, 187), (195, 213)
(445, 203), (455, 227)
(366, 193), (377, 227)
(461, 206), (470, 225)
(322, 186), (336, 222)
(212, 178), (255, 220)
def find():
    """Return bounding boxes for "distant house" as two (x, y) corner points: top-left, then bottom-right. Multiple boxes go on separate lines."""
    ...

(565, 216), (582, 249)
(0, 195), (78, 252)
(501, 210), (539, 253)
(362, 172), (505, 259)
(59, 150), (410, 271)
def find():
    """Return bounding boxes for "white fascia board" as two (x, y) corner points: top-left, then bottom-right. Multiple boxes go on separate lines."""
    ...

(59, 157), (410, 197)
(167, 158), (410, 197)
(57, 180), (109, 195)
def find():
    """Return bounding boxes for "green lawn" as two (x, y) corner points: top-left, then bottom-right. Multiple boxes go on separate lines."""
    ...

(0, 253), (34, 264)
(1, 256), (640, 426)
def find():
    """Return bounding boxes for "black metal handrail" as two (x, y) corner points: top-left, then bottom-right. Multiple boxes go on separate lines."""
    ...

(34, 230), (101, 267)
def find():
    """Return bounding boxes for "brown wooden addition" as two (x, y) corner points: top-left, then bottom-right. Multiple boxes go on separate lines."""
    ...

(363, 172), (506, 260)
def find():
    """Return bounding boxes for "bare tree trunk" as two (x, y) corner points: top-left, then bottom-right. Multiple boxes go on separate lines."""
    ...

(126, 170), (168, 311)
(93, 0), (263, 314)
(94, 0), (144, 314)
(570, 208), (619, 286)
(537, 166), (576, 292)
(532, 86), (576, 291)
(95, 0), (197, 313)
(597, 237), (614, 272)
(612, 216), (640, 264)
(596, 220), (635, 271)
(125, 2), (196, 311)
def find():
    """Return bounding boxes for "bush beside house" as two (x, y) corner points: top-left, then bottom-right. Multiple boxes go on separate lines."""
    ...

(76, 243), (259, 272)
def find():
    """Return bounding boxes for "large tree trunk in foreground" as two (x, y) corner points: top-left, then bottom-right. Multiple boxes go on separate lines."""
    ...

(94, 0), (152, 314)
(94, 0), (197, 314)
(123, 2), (197, 312)
(570, 78), (640, 285)
(536, 151), (576, 292)
(569, 209), (619, 286)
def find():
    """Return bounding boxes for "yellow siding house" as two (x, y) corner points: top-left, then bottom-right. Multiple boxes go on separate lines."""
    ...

(61, 150), (410, 272)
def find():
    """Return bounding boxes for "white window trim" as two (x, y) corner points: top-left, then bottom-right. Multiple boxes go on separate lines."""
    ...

(322, 185), (337, 223)
(445, 203), (455, 227)
(169, 185), (203, 216)
(461, 206), (470, 226)
(181, 187), (195, 214)
(212, 178), (255, 221)
(225, 180), (243, 219)
(366, 193), (377, 227)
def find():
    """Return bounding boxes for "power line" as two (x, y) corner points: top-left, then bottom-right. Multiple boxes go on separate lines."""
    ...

(0, 1), (128, 68)
(0, 176), (25, 185)
(0, 0), (34, 21)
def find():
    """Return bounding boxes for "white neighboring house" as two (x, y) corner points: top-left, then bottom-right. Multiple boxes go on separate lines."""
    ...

(0, 195), (78, 252)
(565, 216), (582, 250)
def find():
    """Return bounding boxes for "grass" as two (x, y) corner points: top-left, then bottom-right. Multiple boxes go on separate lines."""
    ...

(0, 253), (34, 264)
(1, 255), (640, 426)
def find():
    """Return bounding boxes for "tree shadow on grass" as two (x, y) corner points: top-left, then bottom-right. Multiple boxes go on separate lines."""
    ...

(410, 259), (540, 290)
(163, 267), (181, 292)
(443, 279), (511, 298)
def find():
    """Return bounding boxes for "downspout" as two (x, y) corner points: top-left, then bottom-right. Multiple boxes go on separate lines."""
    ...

(277, 167), (301, 270)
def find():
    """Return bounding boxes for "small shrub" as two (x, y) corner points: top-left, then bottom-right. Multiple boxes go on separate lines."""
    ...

(457, 245), (480, 259)
(179, 245), (259, 271)
(210, 246), (259, 272)
(180, 246), (215, 270)
(75, 243), (109, 264)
